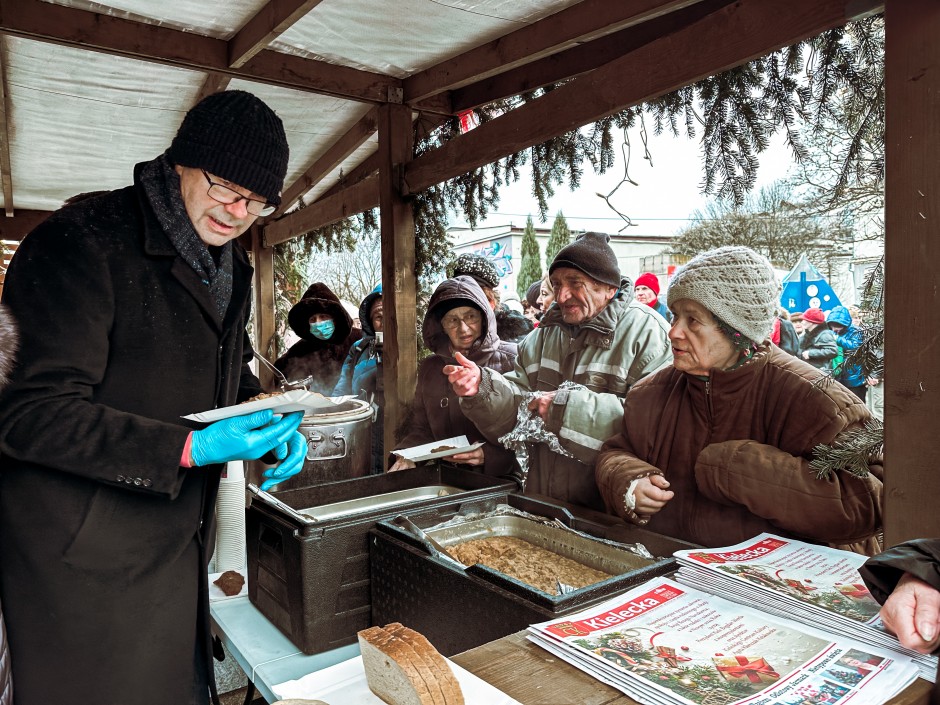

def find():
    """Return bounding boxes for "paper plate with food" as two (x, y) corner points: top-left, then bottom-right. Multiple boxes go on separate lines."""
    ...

(392, 435), (485, 463)
(183, 389), (339, 423)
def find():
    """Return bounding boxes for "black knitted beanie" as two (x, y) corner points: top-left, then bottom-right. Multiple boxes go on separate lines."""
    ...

(168, 90), (289, 206)
(549, 231), (621, 287)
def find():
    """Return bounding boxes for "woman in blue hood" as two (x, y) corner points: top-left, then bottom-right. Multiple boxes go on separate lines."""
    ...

(826, 305), (867, 400)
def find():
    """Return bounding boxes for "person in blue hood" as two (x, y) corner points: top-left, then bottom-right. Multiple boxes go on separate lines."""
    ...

(333, 284), (385, 473)
(827, 304), (867, 401)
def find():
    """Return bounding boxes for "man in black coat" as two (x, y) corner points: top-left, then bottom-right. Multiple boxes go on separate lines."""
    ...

(0, 91), (307, 705)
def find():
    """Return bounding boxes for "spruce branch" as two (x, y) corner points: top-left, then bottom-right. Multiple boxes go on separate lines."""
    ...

(809, 419), (883, 479)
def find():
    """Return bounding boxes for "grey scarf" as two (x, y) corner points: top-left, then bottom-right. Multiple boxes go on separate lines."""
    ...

(140, 154), (233, 320)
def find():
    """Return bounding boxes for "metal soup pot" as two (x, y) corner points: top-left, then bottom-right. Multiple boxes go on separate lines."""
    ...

(248, 398), (374, 491)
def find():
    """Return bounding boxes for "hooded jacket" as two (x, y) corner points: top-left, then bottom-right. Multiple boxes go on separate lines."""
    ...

(397, 277), (518, 476)
(0, 304), (16, 705)
(272, 282), (361, 393)
(826, 305), (866, 388)
(459, 279), (673, 510)
(596, 345), (883, 555)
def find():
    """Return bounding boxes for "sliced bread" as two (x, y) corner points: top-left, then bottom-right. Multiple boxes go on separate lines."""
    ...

(358, 626), (435, 705)
(383, 623), (465, 705)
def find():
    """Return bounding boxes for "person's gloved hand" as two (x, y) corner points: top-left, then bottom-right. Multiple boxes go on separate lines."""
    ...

(260, 430), (307, 491)
(190, 410), (303, 467)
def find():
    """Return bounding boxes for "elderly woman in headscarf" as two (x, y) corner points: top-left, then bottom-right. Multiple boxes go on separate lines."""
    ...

(595, 246), (884, 555)
(389, 276), (518, 475)
(272, 282), (360, 394)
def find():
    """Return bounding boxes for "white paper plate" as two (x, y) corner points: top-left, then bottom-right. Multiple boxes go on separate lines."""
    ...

(183, 389), (338, 423)
(273, 654), (521, 705)
(393, 435), (486, 463)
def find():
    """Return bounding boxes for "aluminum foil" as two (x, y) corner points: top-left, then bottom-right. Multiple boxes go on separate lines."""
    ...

(498, 381), (581, 490)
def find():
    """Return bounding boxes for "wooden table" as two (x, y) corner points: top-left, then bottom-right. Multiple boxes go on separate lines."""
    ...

(452, 630), (934, 705)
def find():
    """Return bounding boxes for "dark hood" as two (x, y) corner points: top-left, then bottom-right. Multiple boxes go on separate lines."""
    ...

(358, 283), (383, 337)
(286, 282), (352, 343)
(423, 276), (500, 361)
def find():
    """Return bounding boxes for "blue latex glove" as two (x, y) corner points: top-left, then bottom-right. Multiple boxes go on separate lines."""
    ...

(190, 410), (303, 467)
(260, 430), (307, 491)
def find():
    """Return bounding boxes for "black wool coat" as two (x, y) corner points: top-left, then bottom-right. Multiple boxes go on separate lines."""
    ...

(0, 167), (261, 705)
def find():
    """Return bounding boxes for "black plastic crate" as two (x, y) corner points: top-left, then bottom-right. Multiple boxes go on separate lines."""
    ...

(246, 465), (515, 654)
(369, 494), (696, 656)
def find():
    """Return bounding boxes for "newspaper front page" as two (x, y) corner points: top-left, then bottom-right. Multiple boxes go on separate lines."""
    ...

(528, 577), (917, 705)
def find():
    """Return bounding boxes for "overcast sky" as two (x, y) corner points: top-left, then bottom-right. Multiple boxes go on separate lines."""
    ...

(450, 127), (798, 238)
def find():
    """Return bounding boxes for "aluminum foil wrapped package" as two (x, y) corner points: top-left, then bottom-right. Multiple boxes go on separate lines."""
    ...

(498, 381), (584, 491)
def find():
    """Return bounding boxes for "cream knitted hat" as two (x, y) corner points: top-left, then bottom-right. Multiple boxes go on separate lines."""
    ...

(666, 246), (781, 343)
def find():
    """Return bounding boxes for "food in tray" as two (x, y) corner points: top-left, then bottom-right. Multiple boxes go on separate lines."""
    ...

(358, 622), (465, 705)
(446, 536), (613, 595)
(213, 570), (245, 596)
(429, 445), (456, 454)
(273, 700), (331, 704)
(241, 391), (285, 403)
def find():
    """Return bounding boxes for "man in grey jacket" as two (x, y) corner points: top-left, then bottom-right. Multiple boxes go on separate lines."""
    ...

(444, 232), (672, 510)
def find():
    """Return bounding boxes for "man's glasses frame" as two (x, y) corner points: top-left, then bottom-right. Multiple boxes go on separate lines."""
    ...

(202, 170), (276, 217)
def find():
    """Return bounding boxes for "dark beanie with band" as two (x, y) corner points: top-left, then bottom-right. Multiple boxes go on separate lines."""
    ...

(167, 90), (289, 206)
(549, 231), (621, 287)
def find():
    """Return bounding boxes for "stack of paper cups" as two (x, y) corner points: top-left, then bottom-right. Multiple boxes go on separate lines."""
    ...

(213, 460), (247, 572)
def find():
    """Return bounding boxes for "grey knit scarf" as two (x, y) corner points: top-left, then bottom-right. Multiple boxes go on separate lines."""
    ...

(140, 154), (233, 320)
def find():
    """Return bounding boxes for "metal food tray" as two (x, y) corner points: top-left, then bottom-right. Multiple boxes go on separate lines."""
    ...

(425, 514), (654, 580)
(300, 485), (463, 521)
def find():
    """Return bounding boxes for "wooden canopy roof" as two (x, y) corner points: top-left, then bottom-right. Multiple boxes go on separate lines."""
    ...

(0, 0), (936, 546)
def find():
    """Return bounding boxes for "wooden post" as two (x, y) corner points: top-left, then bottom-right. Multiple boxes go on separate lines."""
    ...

(883, 0), (940, 545)
(249, 223), (277, 390)
(377, 103), (417, 464)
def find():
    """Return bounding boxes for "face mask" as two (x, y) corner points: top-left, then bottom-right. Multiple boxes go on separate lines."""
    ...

(309, 320), (335, 340)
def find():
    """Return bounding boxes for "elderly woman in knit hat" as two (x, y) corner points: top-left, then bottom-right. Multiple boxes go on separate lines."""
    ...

(596, 246), (883, 555)
(451, 252), (532, 343)
(799, 306), (839, 371)
(634, 272), (671, 322)
(389, 276), (518, 475)
(272, 282), (362, 393)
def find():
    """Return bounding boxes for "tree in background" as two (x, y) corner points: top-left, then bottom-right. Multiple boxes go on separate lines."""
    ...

(544, 211), (572, 270)
(670, 180), (852, 271)
(516, 215), (542, 298)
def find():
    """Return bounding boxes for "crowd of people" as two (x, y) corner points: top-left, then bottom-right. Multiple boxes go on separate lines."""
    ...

(0, 88), (924, 705)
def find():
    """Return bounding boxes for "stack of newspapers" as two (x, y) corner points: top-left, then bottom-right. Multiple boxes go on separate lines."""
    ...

(673, 533), (939, 683)
(528, 575), (919, 705)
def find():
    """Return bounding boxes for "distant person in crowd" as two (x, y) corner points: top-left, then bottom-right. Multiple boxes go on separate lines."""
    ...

(524, 280), (542, 325)
(0, 305), (17, 705)
(790, 310), (805, 335)
(0, 91), (306, 705)
(444, 232), (672, 510)
(774, 307), (800, 356)
(389, 276), (518, 476)
(860, 539), (940, 684)
(536, 271), (556, 314)
(826, 305), (867, 402)
(333, 283), (385, 474)
(634, 272), (672, 322)
(342, 299), (361, 330)
(451, 253), (532, 344)
(271, 282), (361, 394)
(596, 246), (883, 555)
(799, 306), (839, 370)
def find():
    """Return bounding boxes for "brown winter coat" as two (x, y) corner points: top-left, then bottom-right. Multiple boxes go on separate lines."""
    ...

(0, 165), (262, 705)
(596, 344), (883, 555)
(397, 276), (518, 476)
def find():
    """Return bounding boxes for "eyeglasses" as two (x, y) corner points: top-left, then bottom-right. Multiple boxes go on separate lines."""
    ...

(202, 170), (276, 217)
(442, 311), (482, 330)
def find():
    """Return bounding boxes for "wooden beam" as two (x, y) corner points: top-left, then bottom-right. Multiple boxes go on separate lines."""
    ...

(317, 151), (380, 201)
(404, 0), (702, 103)
(403, 0), (883, 195)
(0, 209), (50, 240)
(883, 0), (940, 545)
(272, 108), (378, 217)
(228, 0), (326, 68)
(193, 74), (232, 105)
(263, 172), (379, 246)
(0, 36), (12, 216)
(248, 224), (278, 387)
(450, 0), (732, 113)
(0, 0), (401, 105)
(377, 102), (417, 466)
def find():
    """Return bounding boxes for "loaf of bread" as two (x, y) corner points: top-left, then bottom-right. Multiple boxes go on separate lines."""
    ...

(358, 624), (464, 705)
